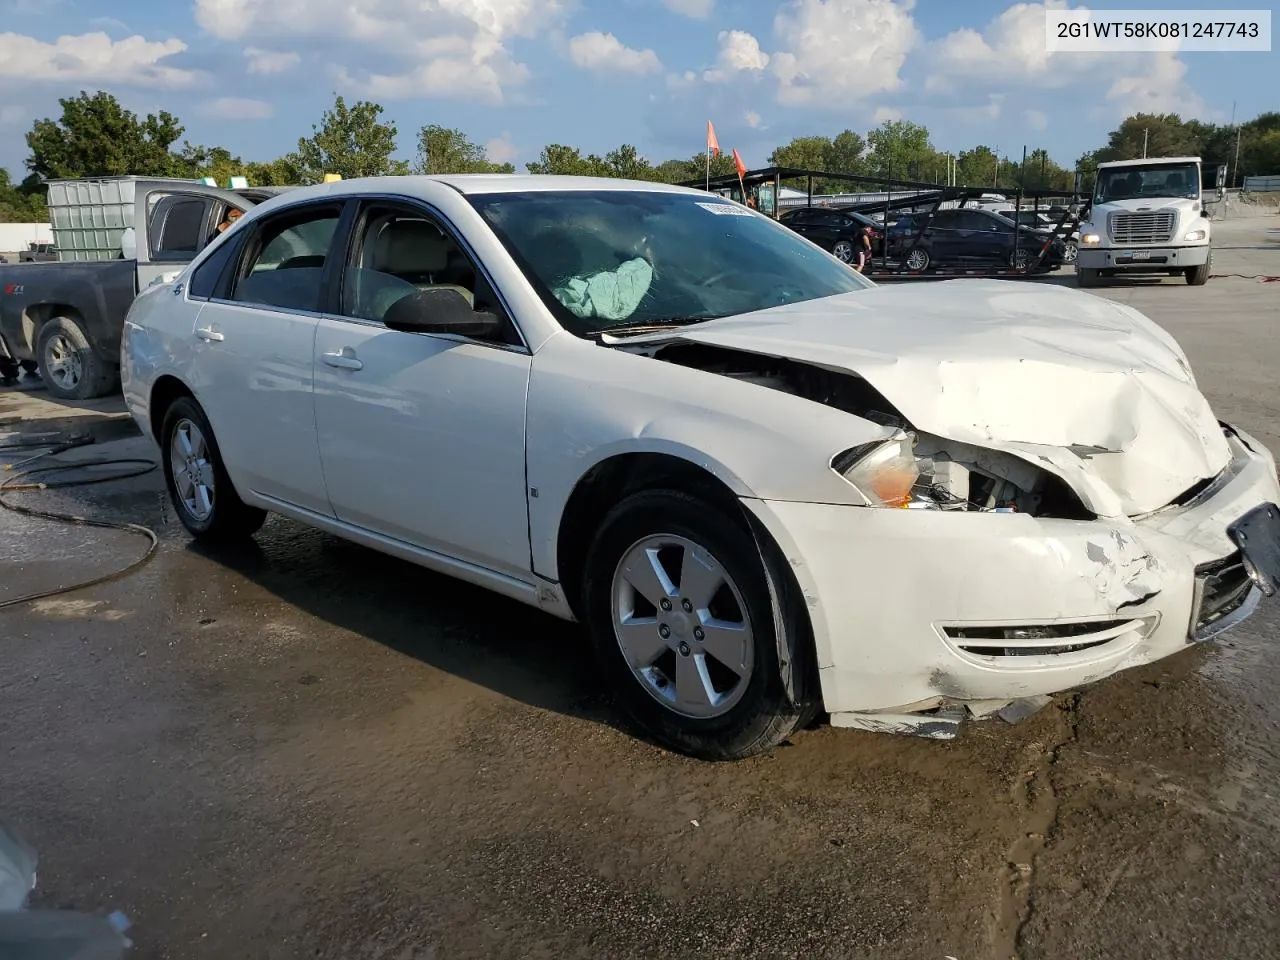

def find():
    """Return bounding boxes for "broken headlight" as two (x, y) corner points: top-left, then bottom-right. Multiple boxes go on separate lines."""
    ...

(834, 432), (1010, 512)
(833, 431), (923, 509)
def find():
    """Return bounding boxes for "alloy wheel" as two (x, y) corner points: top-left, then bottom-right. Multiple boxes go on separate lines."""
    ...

(611, 534), (755, 719)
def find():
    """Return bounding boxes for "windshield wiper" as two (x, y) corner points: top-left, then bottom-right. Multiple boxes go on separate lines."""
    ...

(593, 316), (719, 340)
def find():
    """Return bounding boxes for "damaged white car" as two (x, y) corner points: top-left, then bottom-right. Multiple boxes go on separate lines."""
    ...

(121, 176), (1280, 760)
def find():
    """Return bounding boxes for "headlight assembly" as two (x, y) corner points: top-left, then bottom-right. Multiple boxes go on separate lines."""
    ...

(832, 431), (921, 508)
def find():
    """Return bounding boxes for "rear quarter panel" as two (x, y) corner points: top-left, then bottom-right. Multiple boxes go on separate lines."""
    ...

(121, 281), (203, 441)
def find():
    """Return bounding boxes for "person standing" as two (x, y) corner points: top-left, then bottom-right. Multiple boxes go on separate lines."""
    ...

(855, 222), (873, 272)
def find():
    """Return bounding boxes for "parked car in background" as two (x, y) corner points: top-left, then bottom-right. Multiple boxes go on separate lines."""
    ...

(122, 174), (1280, 760)
(888, 208), (1066, 272)
(994, 209), (1080, 263)
(780, 206), (884, 262)
(19, 242), (57, 262)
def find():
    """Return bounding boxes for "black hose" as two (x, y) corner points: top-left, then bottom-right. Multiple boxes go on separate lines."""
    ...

(0, 436), (160, 610)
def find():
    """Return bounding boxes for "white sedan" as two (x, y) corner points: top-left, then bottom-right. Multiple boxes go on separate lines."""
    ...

(121, 175), (1280, 760)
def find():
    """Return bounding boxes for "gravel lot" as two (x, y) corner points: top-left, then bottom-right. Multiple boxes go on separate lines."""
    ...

(3, 217), (1279, 959)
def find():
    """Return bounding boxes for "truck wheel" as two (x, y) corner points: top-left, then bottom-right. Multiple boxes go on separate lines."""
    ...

(1186, 254), (1211, 286)
(1077, 267), (1100, 288)
(35, 316), (116, 401)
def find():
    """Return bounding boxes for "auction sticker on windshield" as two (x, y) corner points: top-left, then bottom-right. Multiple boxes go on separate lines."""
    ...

(696, 202), (754, 216)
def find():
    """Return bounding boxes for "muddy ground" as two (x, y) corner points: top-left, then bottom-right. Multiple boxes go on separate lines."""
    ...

(3, 220), (1279, 959)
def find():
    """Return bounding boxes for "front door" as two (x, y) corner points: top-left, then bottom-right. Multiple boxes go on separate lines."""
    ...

(311, 200), (533, 579)
(185, 199), (349, 516)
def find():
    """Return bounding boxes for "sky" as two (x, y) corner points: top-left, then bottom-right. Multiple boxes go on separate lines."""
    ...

(0, 0), (1274, 178)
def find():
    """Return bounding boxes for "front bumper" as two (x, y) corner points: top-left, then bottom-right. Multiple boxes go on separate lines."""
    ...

(1077, 244), (1210, 270)
(742, 426), (1279, 716)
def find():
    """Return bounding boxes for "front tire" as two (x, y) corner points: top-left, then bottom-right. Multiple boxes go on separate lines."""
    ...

(36, 316), (117, 401)
(161, 397), (266, 541)
(582, 489), (817, 761)
(1186, 253), (1211, 286)
(1062, 240), (1078, 263)
(832, 240), (855, 263)
(1077, 267), (1101, 288)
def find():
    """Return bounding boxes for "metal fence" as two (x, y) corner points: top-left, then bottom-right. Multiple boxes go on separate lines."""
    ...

(1244, 175), (1280, 192)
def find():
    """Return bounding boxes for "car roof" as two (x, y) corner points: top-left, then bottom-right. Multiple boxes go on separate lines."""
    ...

(260, 174), (706, 206)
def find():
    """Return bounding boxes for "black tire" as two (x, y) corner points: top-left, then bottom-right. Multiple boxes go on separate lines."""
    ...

(161, 396), (267, 541)
(1011, 248), (1033, 271)
(582, 488), (819, 761)
(904, 247), (930, 271)
(1077, 267), (1100, 288)
(832, 240), (855, 263)
(1186, 253), (1210, 286)
(35, 316), (117, 401)
(1063, 240), (1078, 263)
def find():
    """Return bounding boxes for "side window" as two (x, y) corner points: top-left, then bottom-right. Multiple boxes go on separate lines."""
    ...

(151, 195), (215, 260)
(339, 204), (509, 342)
(229, 206), (342, 312)
(188, 235), (241, 300)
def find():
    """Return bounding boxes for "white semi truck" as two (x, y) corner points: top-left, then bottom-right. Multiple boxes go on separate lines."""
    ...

(1075, 156), (1226, 288)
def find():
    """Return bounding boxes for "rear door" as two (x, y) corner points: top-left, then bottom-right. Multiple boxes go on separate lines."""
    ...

(184, 198), (352, 516)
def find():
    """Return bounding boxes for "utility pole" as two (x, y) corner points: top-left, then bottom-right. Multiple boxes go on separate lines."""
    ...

(1230, 100), (1242, 188)
(1142, 128), (1149, 158)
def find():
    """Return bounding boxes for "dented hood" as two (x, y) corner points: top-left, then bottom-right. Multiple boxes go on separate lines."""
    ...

(662, 280), (1231, 517)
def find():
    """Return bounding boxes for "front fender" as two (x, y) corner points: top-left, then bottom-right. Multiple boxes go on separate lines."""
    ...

(525, 333), (889, 579)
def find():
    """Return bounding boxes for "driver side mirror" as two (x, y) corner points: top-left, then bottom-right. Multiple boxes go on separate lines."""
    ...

(383, 288), (504, 339)
(1073, 171), (1086, 197)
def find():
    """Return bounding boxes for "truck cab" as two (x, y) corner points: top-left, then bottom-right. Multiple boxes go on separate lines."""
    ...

(1, 177), (292, 398)
(1076, 156), (1225, 287)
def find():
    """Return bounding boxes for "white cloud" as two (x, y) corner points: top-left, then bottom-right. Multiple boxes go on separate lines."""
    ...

(0, 105), (25, 126)
(953, 93), (1004, 123)
(745, 109), (761, 128)
(925, 1), (1208, 119)
(202, 97), (275, 119)
(568, 31), (662, 75)
(663, 0), (714, 17)
(194, 0), (565, 103)
(872, 106), (902, 123)
(770, 0), (921, 106)
(1025, 108), (1048, 130)
(703, 29), (769, 83)
(485, 133), (517, 164)
(89, 17), (130, 32)
(0, 31), (198, 86)
(244, 47), (300, 75)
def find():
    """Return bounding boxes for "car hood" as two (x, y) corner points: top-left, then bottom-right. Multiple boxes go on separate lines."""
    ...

(642, 280), (1231, 518)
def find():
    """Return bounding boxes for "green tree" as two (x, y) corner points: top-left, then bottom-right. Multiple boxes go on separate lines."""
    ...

(601, 144), (655, 180)
(526, 144), (605, 176)
(865, 120), (935, 182)
(288, 94), (403, 183)
(826, 129), (866, 175)
(413, 125), (514, 174)
(650, 151), (736, 184)
(0, 168), (48, 222)
(25, 90), (189, 181)
(769, 135), (831, 171)
(1092, 113), (1202, 163)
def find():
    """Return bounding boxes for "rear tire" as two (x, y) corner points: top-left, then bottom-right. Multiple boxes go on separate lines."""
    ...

(35, 316), (116, 401)
(161, 396), (267, 541)
(582, 488), (818, 761)
(1186, 254), (1211, 286)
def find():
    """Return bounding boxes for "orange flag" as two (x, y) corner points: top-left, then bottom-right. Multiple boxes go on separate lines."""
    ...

(732, 148), (747, 179)
(706, 120), (721, 157)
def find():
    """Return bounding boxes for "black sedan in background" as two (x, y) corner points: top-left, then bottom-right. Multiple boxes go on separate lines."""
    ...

(779, 206), (884, 262)
(887, 208), (1067, 272)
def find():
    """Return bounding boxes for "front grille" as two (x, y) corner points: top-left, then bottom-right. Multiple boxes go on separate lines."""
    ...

(1109, 210), (1176, 244)
(1194, 552), (1253, 633)
(943, 618), (1147, 658)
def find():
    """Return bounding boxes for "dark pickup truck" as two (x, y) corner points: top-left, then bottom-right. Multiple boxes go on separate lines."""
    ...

(0, 178), (289, 399)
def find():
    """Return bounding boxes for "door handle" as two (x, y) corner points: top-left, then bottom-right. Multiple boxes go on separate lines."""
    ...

(322, 349), (363, 371)
(195, 327), (224, 342)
